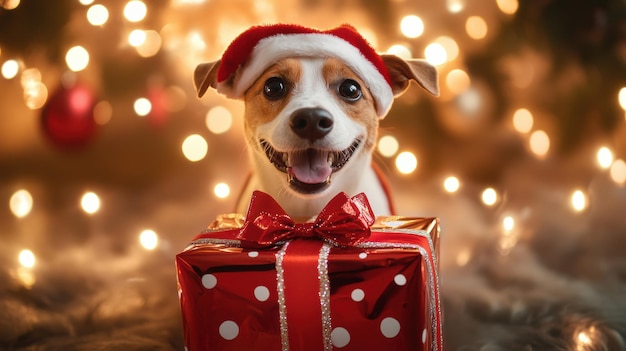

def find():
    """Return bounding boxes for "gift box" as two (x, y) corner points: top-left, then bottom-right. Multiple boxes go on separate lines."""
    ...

(176, 191), (442, 351)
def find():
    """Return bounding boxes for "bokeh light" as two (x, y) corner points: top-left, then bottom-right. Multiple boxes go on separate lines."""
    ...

(128, 29), (147, 47)
(93, 100), (113, 125)
(424, 43), (447, 66)
(512, 108), (533, 133)
(65, 46), (90, 72)
(443, 176), (460, 193)
(435, 36), (459, 62)
(377, 135), (399, 157)
(135, 30), (162, 57)
(182, 134), (208, 162)
(446, 0), (464, 13)
(139, 229), (159, 250)
(618, 87), (626, 110)
(87, 4), (109, 26)
(79, 0), (94, 5)
(400, 15), (424, 38)
(596, 147), (613, 170)
(81, 191), (101, 214)
(571, 190), (587, 212)
(576, 330), (592, 347)
(456, 87), (481, 115)
(446, 69), (470, 94)
(529, 130), (550, 158)
(466, 16), (488, 40)
(499, 214), (518, 255)
(386, 44), (412, 60)
(15, 266), (35, 288)
(184, 31), (207, 52)
(573, 325), (604, 351)
(9, 189), (33, 218)
(481, 188), (497, 206)
(610, 159), (626, 185)
(20, 67), (41, 88)
(456, 249), (471, 266)
(502, 216), (514, 232)
(1, 0), (20, 10)
(18, 249), (36, 268)
(214, 183), (230, 198)
(124, 0), (147, 22)
(496, 0), (519, 15)
(22, 68), (47, 109)
(133, 97), (152, 116)
(2, 59), (19, 79)
(23, 81), (48, 110)
(395, 151), (418, 174)
(205, 105), (233, 134)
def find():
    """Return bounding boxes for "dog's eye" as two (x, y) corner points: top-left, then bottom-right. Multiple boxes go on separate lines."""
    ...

(338, 79), (362, 101)
(263, 77), (287, 99)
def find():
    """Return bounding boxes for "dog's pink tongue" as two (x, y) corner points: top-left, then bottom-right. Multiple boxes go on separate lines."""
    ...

(289, 149), (331, 184)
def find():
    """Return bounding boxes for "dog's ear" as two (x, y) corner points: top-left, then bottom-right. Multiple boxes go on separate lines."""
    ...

(381, 54), (439, 97)
(194, 61), (222, 98)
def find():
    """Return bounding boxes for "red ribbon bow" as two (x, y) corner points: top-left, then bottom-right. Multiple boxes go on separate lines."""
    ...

(237, 191), (376, 247)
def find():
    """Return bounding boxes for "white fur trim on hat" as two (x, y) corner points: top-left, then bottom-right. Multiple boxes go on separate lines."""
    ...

(216, 33), (394, 117)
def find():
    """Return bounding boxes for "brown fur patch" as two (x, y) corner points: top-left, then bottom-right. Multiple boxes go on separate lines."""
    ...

(243, 59), (301, 139)
(322, 57), (379, 150)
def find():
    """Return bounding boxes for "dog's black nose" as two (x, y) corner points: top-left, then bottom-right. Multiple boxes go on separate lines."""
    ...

(289, 108), (334, 142)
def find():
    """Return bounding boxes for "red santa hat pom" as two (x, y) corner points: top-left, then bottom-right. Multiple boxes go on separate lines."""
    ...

(216, 24), (394, 117)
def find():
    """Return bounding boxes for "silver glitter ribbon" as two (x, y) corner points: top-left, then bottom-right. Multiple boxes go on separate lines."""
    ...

(318, 243), (332, 351)
(276, 241), (290, 351)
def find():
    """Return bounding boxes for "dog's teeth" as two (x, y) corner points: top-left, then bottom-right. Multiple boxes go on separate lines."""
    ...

(287, 167), (294, 183)
(282, 153), (289, 166)
(327, 152), (334, 165)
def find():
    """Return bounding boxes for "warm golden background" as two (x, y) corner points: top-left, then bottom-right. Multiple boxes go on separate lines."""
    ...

(1, 0), (625, 350)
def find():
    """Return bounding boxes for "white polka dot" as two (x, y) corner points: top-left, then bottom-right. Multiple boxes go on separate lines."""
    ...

(351, 288), (365, 302)
(358, 252), (367, 259)
(394, 274), (407, 286)
(422, 328), (427, 343)
(380, 317), (401, 338)
(184, 347), (188, 351)
(219, 320), (239, 340)
(254, 286), (270, 301)
(331, 327), (350, 348)
(248, 251), (259, 258)
(178, 289), (182, 299)
(202, 274), (217, 289)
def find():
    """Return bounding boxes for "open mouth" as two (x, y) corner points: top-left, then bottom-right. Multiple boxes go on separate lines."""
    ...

(260, 138), (362, 194)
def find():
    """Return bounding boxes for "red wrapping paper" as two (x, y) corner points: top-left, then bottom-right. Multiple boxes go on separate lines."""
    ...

(176, 191), (442, 351)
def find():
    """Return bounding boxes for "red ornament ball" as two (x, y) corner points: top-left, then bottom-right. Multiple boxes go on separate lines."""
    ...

(41, 84), (98, 150)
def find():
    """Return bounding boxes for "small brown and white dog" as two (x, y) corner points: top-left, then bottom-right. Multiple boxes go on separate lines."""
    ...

(194, 24), (438, 217)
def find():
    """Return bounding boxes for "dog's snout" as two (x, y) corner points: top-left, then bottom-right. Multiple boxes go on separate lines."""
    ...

(289, 108), (334, 142)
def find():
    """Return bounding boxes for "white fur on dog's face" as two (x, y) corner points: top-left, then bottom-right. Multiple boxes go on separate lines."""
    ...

(243, 57), (379, 197)
(194, 50), (438, 216)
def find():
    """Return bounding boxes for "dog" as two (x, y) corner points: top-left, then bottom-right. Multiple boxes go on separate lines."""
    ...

(194, 24), (438, 217)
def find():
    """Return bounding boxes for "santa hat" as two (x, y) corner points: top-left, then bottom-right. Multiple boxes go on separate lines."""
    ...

(213, 24), (394, 117)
